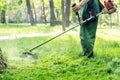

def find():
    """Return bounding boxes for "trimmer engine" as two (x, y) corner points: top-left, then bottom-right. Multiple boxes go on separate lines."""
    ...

(104, 0), (117, 14)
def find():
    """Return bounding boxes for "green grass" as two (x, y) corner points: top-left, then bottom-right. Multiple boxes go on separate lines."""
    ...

(0, 23), (62, 36)
(0, 24), (120, 80)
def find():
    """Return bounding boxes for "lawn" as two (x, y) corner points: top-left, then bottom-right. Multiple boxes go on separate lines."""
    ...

(0, 24), (120, 80)
(0, 24), (62, 36)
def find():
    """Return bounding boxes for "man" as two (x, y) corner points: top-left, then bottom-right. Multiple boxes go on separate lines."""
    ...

(72, 0), (102, 58)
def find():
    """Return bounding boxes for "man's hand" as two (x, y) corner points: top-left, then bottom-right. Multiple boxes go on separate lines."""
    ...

(72, 0), (89, 13)
(72, 3), (82, 12)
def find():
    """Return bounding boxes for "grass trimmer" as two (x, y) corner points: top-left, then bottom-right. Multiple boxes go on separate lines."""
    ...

(20, 12), (102, 59)
(21, 1), (117, 59)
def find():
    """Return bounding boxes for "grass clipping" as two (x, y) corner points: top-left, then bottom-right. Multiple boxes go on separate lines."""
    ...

(0, 48), (7, 69)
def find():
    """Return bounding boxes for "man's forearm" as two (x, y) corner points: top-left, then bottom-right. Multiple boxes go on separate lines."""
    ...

(80, 0), (89, 7)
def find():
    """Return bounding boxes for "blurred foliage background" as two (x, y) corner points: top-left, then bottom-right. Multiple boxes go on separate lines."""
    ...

(0, 0), (120, 29)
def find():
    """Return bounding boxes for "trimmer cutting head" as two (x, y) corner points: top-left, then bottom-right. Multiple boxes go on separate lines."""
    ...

(20, 51), (38, 59)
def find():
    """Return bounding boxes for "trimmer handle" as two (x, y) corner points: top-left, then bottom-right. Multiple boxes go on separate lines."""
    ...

(72, 3), (79, 15)
(72, 3), (81, 24)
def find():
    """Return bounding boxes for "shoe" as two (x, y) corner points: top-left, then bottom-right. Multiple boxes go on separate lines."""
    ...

(88, 54), (94, 59)
(83, 51), (94, 59)
(88, 51), (94, 59)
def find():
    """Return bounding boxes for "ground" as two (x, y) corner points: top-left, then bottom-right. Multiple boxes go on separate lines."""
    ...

(0, 24), (120, 80)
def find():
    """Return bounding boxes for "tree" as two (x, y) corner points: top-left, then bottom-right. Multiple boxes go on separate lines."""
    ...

(61, 0), (71, 31)
(1, 10), (6, 23)
(0, 0), (6, 23)
(32, 2), (37, 23)
(49, 0), (56, 26)
(26, 0), (35, 25)
(65, 0), (71, 27)
(41, 0), (47, 24)
(61, 0), (66, 31)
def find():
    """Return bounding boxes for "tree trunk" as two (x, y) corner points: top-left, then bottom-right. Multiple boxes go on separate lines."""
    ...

(116, 11), (119, 26)
(32, 3), (37, 23)
(49, 0), (56, 26)
(65, 0), (71, 27)
(42, 0), (47, 24)
(1, 10), (6, 24)
(61, 0), (66, 31)
(0, 48), (7, 69)
(26, 0), (35, 25)
(110, 15), (112, 28)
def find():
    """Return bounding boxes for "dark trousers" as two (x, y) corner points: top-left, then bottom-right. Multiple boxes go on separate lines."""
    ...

(80, 17), (98, 58)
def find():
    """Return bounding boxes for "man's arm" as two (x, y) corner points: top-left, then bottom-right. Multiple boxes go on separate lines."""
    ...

(72, 0), (89, 12)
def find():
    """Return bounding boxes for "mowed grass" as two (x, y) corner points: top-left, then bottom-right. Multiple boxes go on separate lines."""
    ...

(0, 24), (120, 80)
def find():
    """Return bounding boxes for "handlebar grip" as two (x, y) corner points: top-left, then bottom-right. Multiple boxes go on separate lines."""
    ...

(72, 3), (79, 15)
(72, 3), (76, 7)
